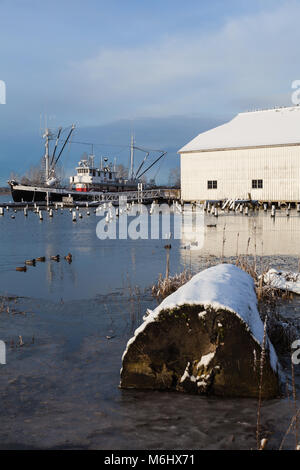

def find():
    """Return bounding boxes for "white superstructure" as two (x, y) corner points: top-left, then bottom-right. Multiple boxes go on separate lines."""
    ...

(70, 156), (119, 192)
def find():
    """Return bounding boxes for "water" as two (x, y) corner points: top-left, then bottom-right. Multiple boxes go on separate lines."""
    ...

(0, 204), (182, 301)
(0, 195), (300, 449)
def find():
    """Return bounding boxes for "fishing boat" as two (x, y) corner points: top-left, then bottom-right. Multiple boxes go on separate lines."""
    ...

(8, 125), (166, 203)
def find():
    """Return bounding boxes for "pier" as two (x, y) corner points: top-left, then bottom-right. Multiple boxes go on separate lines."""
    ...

(86, 188), (180, 204)
(1, 188), (181, 208)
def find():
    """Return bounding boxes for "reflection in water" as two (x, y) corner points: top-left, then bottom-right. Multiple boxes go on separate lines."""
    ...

(1, 206), (300, 300)
(181, 209), (300, 257)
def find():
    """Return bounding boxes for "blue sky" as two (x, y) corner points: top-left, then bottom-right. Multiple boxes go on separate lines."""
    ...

(0, 0), (299, 181)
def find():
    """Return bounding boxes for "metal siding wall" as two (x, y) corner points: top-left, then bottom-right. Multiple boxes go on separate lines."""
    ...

(180, 145), (300, 201)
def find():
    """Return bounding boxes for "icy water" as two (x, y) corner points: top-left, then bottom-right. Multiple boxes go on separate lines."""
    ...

(0, 195), (300, 450)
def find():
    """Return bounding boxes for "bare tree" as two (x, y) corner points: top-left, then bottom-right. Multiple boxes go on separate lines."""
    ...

(116, 164), (129, 179)
(168, 167), (180, 188)
(20, 163), (45, 185)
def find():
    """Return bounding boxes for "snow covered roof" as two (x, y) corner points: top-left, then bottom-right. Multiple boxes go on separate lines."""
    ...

(179, 106), (300, 153)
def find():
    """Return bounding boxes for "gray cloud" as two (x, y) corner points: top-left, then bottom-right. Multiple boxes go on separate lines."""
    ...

(63, 1), (300, 122)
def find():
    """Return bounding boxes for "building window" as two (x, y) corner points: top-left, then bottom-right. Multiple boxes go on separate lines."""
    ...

(252, 179), (263, 189)
(207, 180), (217, 189)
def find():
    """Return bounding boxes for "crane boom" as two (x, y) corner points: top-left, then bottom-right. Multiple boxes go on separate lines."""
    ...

(54, 124), (75, 167)
(138, 151), (167, 179)
(50, 127), (62, 168)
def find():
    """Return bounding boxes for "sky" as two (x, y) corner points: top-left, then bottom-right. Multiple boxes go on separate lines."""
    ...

(0, 0), (300, 182)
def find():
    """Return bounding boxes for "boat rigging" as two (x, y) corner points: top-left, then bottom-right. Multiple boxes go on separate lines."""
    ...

(8, 123), (167, 203)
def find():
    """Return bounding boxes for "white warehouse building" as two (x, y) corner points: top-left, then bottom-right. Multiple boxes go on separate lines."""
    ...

(179, 106), (300, 203)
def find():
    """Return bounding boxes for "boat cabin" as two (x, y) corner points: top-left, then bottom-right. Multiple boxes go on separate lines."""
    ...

(70, 156), (120, 192)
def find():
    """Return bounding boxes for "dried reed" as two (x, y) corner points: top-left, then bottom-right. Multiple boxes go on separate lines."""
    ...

(256, 317), (267, 450)
(152, 270), (193, 303)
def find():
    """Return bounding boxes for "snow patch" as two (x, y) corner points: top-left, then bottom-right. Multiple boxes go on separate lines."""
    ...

(197, 352), (215, 369)
(180, 362), (191, 383)
(263, 269), (300, 295)
(198, 311), (207, 319)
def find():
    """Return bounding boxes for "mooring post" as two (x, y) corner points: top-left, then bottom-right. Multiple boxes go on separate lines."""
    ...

(164, 244), (171, 279)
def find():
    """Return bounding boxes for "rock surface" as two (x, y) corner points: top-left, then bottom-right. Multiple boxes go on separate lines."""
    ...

(120, 264), (281, 398)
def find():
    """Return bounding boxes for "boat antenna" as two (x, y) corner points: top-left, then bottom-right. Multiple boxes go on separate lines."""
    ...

(43, 127), (50, 181)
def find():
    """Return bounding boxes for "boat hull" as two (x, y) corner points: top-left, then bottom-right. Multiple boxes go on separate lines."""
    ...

(10, 187), (63, 203)
(9, 183), (138, 203)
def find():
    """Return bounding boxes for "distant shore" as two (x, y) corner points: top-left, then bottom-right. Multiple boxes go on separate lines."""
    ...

(0, 187), (10, 195)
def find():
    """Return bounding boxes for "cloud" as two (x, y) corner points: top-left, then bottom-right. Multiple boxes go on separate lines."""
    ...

(64, 0), (300, 121)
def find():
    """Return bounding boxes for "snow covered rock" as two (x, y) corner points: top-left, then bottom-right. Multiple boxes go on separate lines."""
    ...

(120, 264), (281, 398)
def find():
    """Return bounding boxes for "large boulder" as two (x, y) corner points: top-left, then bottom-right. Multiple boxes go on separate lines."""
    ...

(120, 264), (281, 398)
